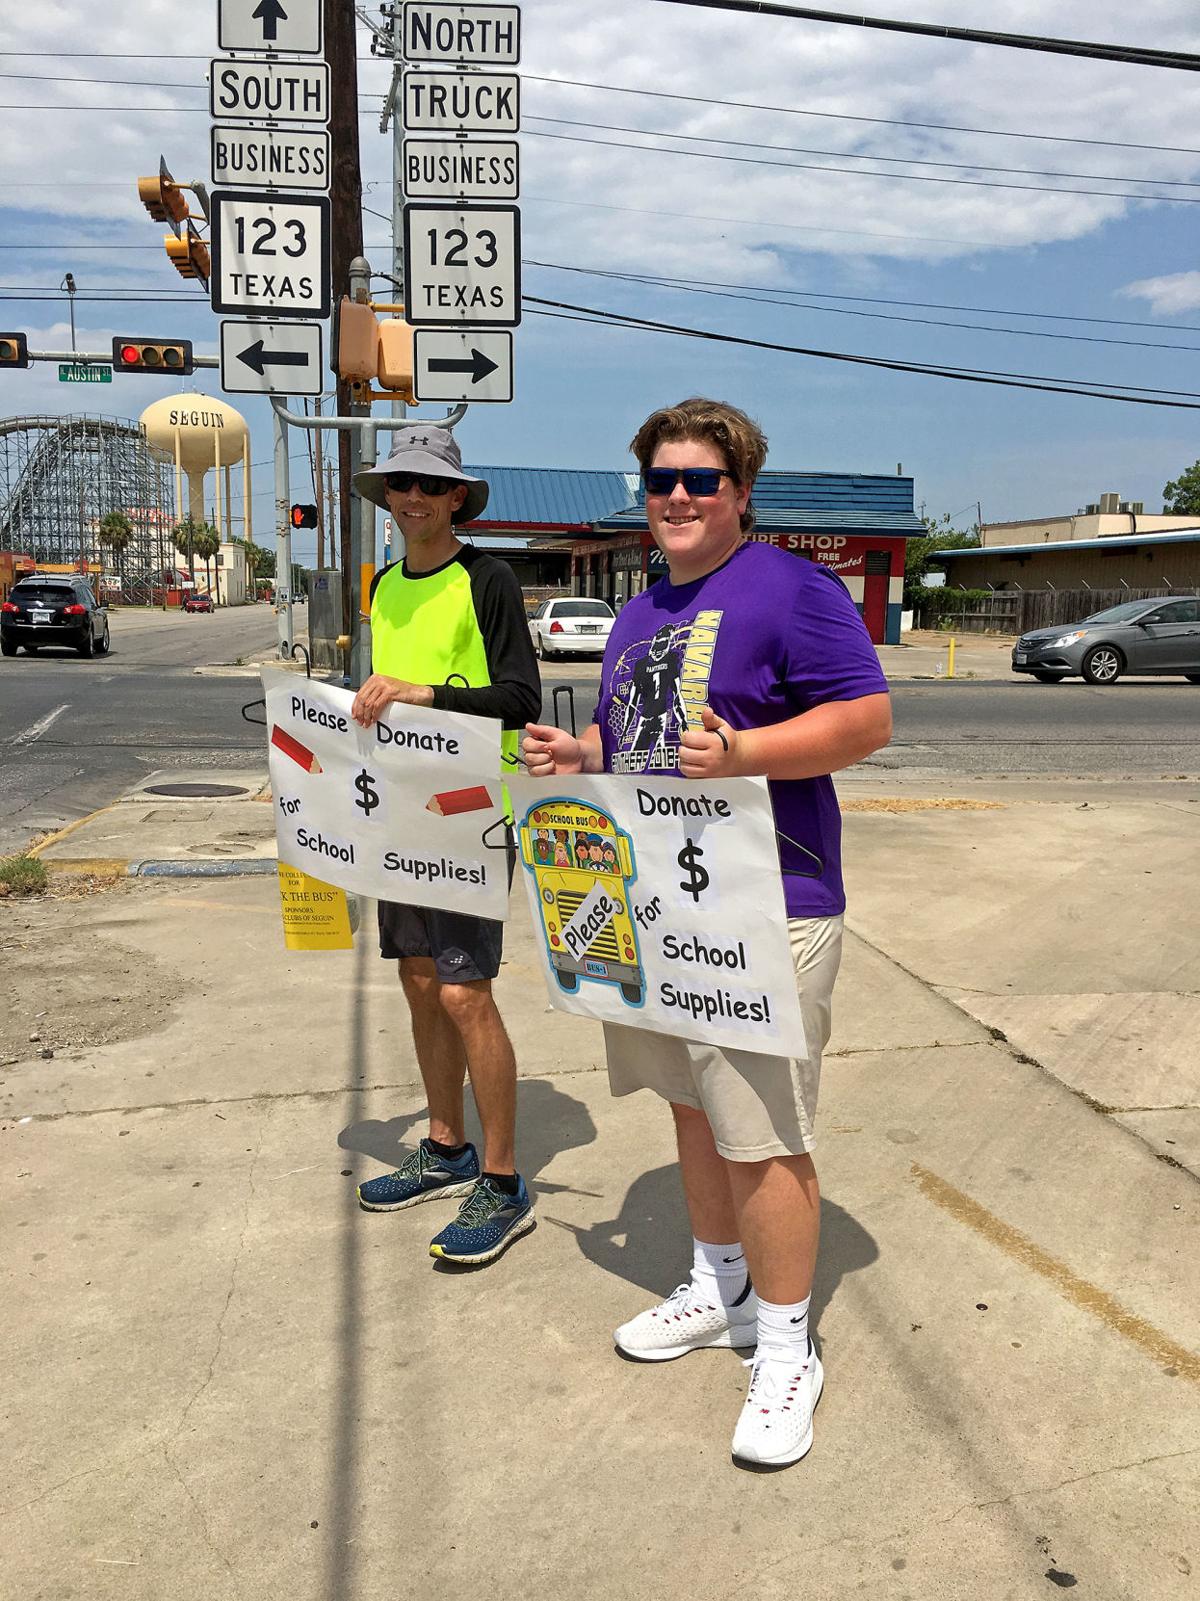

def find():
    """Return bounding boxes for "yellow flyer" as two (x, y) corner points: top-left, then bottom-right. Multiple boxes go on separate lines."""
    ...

(276, 863), (354, 951)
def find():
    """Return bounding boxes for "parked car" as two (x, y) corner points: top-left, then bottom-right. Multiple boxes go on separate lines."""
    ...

(1012, 596), (1200, 684)
(528, 597), (616, 659)
(1, 576), (109, 658)
(183, 592), (215, 613)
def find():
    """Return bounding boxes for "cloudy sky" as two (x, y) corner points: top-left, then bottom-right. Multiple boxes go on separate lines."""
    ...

(2, 0), (1200, 563)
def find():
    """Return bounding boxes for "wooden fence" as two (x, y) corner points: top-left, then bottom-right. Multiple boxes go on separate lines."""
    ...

(918, 586), (1200, 635)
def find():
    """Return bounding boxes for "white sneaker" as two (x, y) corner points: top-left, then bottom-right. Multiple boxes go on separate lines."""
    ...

(731, 1346), (824, 1466)
(614, 1279), (757, 1362)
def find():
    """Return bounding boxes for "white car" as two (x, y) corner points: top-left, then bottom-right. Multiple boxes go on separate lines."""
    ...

(528, 597), (615, 659)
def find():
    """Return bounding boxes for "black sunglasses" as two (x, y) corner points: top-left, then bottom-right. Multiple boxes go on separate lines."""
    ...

(643, 467), (735, 497)
(385, 472), (456, 496)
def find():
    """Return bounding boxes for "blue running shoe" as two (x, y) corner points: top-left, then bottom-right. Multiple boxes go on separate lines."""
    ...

(357, 1139), (480, 1212)
(428, 1175), (535, 1264)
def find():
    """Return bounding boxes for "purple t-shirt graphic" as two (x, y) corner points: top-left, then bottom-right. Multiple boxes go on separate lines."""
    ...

(595, 541), (889, 919)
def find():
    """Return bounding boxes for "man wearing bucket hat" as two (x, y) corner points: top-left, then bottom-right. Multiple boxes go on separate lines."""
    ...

(350, 428), (541, 1266)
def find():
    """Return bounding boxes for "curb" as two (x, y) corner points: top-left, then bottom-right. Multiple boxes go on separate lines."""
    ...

(130, 858), (279, 878)
(26, 804), (121, 860)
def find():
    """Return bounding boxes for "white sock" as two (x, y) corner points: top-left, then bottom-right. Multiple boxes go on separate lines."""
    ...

(690, 1238), (754, 1315)
(756, 1294), (812, 1360)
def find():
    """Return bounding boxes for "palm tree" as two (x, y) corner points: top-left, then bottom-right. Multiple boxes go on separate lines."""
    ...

(97, 511), (133, 601)
(191, 523), (221, 602)
(173, 517), (202, 585)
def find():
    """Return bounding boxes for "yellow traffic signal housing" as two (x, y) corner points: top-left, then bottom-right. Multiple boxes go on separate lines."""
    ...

(0, 332), (29, 368)
(138, 173), (190, 236)
(165, 224), (211, 289)
(377, 319), (415, 396)
(112, 338), (195, 376)
(334, 297), (379, 382)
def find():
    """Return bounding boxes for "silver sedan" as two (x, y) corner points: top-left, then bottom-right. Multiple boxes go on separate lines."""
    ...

(1011, 597), (1200, 684)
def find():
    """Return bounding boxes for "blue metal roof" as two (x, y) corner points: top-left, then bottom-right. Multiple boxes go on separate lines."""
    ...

(463, 466), (637, 528)
(935, 529), (1200, 559)
(597, 471), (922, 535)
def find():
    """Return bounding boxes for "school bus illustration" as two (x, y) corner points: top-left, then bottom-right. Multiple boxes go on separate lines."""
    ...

(518, 798), (645, 1007)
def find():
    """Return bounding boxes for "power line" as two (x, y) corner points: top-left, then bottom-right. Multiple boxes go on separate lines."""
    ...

(524, 126), (1200, 205)
(7, 274), (1198, 336)
(523, 294), (1200, 408)
(520, 73), (1200, 158)
(647, 1), (1200, 73)
(523, 260), (1200, 352)
(6, 67), (1199, 184)
(527, 113), (1200, 190)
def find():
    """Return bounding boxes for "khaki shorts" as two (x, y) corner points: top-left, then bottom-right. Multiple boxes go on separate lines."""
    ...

(602, 915), (844, 1162)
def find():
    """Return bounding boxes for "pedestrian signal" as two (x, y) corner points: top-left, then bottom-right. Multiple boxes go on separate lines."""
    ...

(0, 332), (29, 369)
(290, 504), (319, 529)
(111, 338), (195, 376)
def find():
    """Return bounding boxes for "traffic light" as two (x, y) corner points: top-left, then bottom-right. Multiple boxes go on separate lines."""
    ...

(112, 338), (195, 376)
(137, 171), (189, 236)
(165, 221), (211, 288)
(290, 504), (319, 529)
(0, 332), (29, 369)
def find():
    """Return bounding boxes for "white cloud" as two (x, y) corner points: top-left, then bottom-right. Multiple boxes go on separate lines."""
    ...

(1118, 271), (1200, 316)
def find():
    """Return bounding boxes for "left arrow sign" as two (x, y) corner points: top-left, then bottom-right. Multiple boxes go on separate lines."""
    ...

(219, 319), (322, 396)
(239, 339), (307, 376)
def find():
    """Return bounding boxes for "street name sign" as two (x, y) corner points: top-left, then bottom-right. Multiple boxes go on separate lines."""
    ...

(218, 0), (323, 53)
(413, 330), (513, 402)
(402, 203), (521, 326)
(59, 363), (112, 384)
(402, 138), (518, 200)
(401, 71), (519, 135)
(210, 190), (331, 318)
(210, 60), (330, 125)
(211, 126), (330, 191)
(402, 3), (520, 64)
(220, 319), (323, 395)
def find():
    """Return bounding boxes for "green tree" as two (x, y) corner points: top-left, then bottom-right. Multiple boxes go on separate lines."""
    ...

(191, 523), (221, 600)
(173, 518), (219, 593)
(1162, 460), (1200, 516)
(97, 510), (133, 596)
(904, 513), (980, 609)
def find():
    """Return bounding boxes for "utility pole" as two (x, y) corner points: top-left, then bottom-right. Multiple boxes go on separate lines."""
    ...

(325, 0), (366, 680)
(312, 397), (325, 571)
(380, 3), (407, 429)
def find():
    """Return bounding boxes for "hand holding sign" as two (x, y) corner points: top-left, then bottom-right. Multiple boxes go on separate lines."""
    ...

(679, 706), (739, 780)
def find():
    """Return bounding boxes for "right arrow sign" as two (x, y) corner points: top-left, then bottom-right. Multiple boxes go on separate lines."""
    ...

(413, 330), (513, 403)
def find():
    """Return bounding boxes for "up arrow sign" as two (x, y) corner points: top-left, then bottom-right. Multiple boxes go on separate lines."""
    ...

(217, 0), (322, 55)
(252, 0), (288, 43)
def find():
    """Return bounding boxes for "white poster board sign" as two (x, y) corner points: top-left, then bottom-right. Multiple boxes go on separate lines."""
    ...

(263, 670), (509, 919)
(507, 774), (806, 1059)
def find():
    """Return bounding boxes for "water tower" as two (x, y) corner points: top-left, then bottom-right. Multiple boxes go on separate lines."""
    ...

(139, 394), (251, 543)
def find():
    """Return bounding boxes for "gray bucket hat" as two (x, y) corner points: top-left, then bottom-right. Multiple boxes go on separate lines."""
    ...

(353, 427), (488, 524)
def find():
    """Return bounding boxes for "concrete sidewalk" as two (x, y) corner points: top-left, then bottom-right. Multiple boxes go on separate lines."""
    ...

(3, 776), (1198, 1600)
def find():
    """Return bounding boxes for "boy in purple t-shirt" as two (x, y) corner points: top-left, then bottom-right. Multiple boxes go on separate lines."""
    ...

(525, 398), (891, 1469)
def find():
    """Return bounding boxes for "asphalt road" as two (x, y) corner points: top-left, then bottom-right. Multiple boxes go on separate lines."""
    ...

(3, 618), (1199, 856)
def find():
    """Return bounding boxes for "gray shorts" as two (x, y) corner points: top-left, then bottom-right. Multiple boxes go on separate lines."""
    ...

(602, 915), (844, 1161)
(378, 901), (504, 983)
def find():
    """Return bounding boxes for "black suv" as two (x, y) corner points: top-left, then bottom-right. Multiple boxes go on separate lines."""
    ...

(1, 577), (110, 658)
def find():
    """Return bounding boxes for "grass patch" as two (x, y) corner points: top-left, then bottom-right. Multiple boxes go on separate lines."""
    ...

(0, 854), (49, 896)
